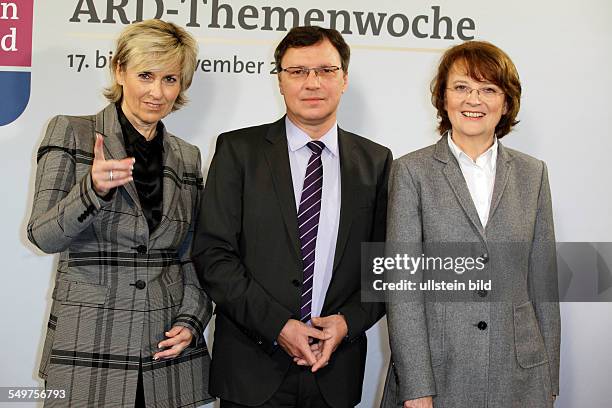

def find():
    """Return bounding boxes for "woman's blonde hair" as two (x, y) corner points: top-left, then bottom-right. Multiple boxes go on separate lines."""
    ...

(104, 19), (198, 111)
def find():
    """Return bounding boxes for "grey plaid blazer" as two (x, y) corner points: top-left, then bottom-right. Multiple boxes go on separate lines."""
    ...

(27, 104), (214, 407)
(381, 135), (560, 408)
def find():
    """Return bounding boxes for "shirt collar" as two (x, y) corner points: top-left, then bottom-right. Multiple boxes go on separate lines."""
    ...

(285, 116), (339, 157)
(116, 104), (164, 150)
(447, 131), (497, 169)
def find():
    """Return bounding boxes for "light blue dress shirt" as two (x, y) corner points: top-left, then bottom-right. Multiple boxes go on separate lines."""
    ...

(285, 117), (341, 321)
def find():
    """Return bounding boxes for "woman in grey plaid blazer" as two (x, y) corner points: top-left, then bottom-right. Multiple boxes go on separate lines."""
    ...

(27, 20), (213, 407)
(382, 42), (560, 408)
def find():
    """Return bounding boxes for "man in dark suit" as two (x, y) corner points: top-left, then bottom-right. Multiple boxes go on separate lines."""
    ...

(192, 26), (392, 408)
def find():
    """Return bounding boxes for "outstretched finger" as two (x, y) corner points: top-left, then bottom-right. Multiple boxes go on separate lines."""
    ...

(94, 133), (105, 161)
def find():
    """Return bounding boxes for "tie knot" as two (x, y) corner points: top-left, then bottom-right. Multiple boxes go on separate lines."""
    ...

(307, 141), (325, 156)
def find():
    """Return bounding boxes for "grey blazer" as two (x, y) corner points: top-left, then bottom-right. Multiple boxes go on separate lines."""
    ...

(381, 135), (560, 408)
(27, 104), (214, 407)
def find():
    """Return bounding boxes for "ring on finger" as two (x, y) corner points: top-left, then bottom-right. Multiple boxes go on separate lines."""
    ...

(109, 170), (113, 181)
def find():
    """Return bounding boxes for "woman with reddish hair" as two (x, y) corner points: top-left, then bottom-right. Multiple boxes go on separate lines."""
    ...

(382, 41), (560, 408)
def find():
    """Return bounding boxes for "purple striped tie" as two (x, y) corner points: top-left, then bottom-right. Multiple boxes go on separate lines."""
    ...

(298, 141), (325, 323)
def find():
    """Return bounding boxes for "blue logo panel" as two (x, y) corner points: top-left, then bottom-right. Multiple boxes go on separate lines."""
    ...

(0, 71), (31, 126)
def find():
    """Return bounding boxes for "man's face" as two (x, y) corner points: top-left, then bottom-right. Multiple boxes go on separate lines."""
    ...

(278, 39), (348, 134)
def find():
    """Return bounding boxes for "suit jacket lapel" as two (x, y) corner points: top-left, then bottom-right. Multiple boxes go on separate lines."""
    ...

(150, 128), (184, 241)
(94, 104), (142, 215)
(487, 142), (513, 226)
(263, 118), (302, 260)
(332, 128), (358, 272)
(435, 135), (486, 240)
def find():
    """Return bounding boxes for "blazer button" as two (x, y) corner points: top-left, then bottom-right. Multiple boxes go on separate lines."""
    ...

(136, 245), (147, 255)
(134, 280), (146, 290)
(476, 289), (488, 298)
(291, 279), (301, 287)
(477, 321), (488, 330)
(481, 253), (489, 264)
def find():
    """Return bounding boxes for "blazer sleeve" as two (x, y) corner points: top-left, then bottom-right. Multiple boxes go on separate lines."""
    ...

(172, 148), (214, 345)
(337, 147), (392, 341)
(528, 161), (561, 396)
(192, 134), (293, 348)
(27, 115), (112, 253)
(385, 159), (437, 401)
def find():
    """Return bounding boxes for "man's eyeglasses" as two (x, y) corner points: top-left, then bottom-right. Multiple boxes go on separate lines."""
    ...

(280, 66), (343, 80)
(447, 85), (504, 102)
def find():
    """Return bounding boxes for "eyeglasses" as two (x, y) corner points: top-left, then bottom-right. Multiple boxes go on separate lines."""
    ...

(280, 66), (342, 80)
(447, 85), (504, 102)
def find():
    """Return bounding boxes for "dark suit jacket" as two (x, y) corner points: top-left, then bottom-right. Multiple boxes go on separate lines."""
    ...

(193, 117), (392, 407)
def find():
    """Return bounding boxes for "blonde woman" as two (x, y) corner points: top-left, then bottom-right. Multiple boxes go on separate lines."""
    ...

(27, 20), (213, 407)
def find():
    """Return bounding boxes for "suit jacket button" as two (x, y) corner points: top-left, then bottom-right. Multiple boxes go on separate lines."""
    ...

(291, 279), (301, 287)
(136, 245), (147, 255)
(134, 280), (146, 290)
(477, 321), (488, 330)
(481, 253), (489, 264)
(477, 289), (488, 298)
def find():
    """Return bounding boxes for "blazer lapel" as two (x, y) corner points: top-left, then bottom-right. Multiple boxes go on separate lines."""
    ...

(486, 142), (513, 226)
(332, 128), (358, 272)
(435, 135), (486, 241)
(94, 104), (142, 214)
(263, 118), (302, 260)
(150, 128), (184, 241)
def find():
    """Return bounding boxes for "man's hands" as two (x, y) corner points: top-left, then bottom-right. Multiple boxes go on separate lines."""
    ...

(277, 319), (330, 366)
(282, 314), (348, 372)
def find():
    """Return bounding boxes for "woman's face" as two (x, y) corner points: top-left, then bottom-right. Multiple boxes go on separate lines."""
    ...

(444, 62), (507, 142)
(116, 63), (181, 133)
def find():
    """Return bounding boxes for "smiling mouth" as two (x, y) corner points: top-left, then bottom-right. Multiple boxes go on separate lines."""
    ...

(144, 102), (163, 109)
(462, 111), (485, 118)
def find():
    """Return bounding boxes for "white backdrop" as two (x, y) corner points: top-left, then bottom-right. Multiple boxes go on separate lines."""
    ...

(1, 1), (611, 407)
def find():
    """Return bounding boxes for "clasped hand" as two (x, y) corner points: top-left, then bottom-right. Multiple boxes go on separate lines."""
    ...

(277, 315), (348, 372)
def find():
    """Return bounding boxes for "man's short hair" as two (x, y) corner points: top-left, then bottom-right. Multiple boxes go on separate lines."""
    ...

(274, 26), (350, 72)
